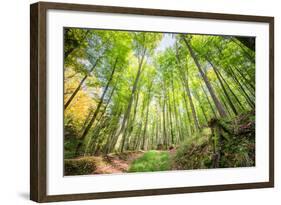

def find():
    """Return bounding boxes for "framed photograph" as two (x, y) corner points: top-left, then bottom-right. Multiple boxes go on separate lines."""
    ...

(30, 1), (274, 202)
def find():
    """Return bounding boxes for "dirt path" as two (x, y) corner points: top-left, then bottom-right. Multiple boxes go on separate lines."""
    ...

(92, 151), (145, 174)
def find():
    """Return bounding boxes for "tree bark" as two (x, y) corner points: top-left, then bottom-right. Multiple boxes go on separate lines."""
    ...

(182, 35), (227, 118)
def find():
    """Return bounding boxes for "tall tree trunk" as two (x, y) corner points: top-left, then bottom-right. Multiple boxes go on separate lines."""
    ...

(182, 91), (193, 135)
(182, 35), (227, 118)
(171, 78), (182, 141)
(214, 41), (255, 93)
(215, 66), (245, 111)
(213, 81), (232, 116)
(142, 99), (150, 150)
(200, 81), (217, 119)
(155, 111), (159, 147)
(84, 86), (116, 155)
(193, 89), (208, 124)
(75, 58), (118, 155)
(207, 58), (238, 115)
(183, 73), (200, 131)
(104, 108), (123, 154)
(119, 49), (146, 152)
(162, 86), (168, 149)
(233, 65), (255, 92)
(142, 84), (152, 150)
(124, 89), (140, 150)
(167, 92), (174, 145)
(133, 97), (147, 150)
(175, 45), (200, 131)
(228, 66), (255, 109)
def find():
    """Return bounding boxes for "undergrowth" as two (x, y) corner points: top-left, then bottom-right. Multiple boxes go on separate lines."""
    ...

(128, 151), (171, 172)
(173, 111), (255, 170)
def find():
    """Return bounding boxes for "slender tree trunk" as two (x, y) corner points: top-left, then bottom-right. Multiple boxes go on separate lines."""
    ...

(182, 35), (227, 118)
(142, 98), (150, 150)
(119, 49), (146, 152)
(215, 66), (245, 111)
(213, 81), (232, 116)
(182, 90), (194, 134)
(142, 83), (152, 150)
(200, 81), (217, 119)
(167, 92), (174, 145)
(175, 46), (200, 131)
(207, 58), (238, 115)
(133, 98), (147, 150)
(105, 109), (123, 154)
(233, 65), (255, 92)
(183, 73), (200, 131)
(171, 78), (182, 141)
(165, 97), (171, 146)
(75, 58), (118, 155)
(228, 66), (255, 109)
(162, 87), (168, 149)
(214, 41), (255, 102)
(124, 89), (140, 150)
(193, 89), (208, 124)
(214, 41), (255, 94)
(155, 112), (159, 147)
(84, 86), (116, 155)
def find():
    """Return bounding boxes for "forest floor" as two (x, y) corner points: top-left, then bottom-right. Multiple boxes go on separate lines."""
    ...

(64, 149), (177, 175)
(93, 151), (145, 174)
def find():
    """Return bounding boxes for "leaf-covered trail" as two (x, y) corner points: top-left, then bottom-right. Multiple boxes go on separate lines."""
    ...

(65, 149), (177, 175)
(92, 151), (145, 174)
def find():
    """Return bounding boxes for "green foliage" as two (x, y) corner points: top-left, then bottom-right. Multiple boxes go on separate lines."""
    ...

(128, 151), (171, 172)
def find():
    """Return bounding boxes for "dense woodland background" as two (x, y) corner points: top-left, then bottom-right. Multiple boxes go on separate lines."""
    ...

(63, 28), (255, 175)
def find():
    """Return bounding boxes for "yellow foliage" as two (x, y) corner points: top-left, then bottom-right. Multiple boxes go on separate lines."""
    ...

(64, 66), (99, 132)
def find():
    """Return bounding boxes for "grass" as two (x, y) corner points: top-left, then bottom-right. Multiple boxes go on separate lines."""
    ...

(128, 150), (171, 172)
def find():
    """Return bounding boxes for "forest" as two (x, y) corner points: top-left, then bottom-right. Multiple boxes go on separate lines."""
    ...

(63, 28), (256, 176)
